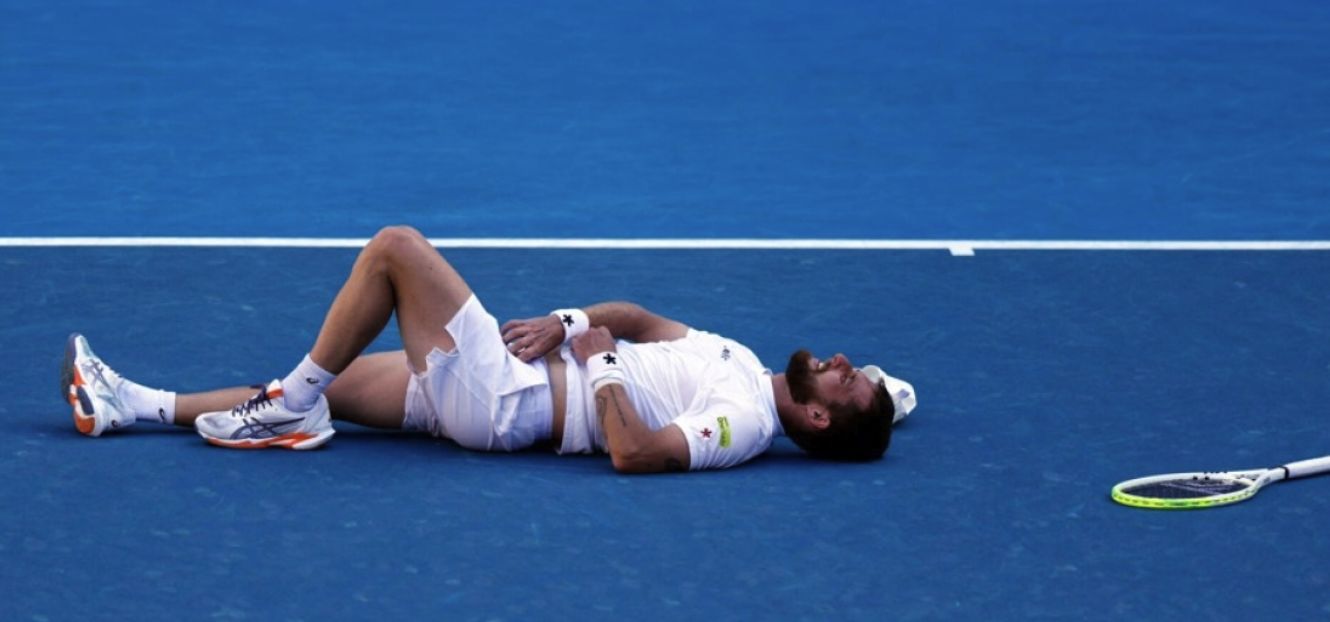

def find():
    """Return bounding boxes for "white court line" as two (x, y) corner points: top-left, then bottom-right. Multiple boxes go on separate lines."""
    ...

(1, 237), (1330, 252)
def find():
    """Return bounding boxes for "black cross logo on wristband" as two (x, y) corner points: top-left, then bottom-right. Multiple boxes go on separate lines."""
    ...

(561, 314), (574, 326)
(602, 353), (617, 365)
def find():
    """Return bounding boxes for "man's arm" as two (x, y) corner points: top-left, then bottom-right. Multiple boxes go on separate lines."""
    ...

(573, 327), (691, 474)
(594, 382), (690, 474)
(501, 301), (687, 362)
(582, 301), (688, 343)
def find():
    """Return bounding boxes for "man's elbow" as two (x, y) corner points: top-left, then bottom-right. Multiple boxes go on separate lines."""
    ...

(614, 446), (675, 470)
(610, 450), (654, 474)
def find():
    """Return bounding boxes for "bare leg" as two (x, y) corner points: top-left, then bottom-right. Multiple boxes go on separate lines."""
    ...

(309, 225), (473, 373)
(169, 226), (465, 429)
(324, 351), (411, 429)
(169, 352), (410, 429)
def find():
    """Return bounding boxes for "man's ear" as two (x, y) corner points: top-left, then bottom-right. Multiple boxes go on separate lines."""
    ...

(806, 403), (832, 431)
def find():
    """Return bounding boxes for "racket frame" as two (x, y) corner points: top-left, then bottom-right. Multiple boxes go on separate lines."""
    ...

(1111, 455), (1330, 510)
(1111, 468), (1277, 510)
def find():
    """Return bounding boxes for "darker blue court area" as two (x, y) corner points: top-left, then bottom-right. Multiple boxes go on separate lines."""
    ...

(3, 0), (1330, 620)
(2, 248), (1329, 620)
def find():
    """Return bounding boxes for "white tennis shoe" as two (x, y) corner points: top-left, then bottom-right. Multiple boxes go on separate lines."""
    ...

(61, 333), (136, 436)
(195, 380), (335, 450)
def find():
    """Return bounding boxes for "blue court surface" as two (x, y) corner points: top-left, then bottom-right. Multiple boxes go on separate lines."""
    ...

(3, 2), (1330, 621)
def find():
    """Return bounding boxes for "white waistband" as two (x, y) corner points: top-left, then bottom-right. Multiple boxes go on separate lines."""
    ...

(556, 346), (596, 454)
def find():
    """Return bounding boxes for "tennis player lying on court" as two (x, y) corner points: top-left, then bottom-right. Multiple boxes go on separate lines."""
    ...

(61, 226), (916, 473)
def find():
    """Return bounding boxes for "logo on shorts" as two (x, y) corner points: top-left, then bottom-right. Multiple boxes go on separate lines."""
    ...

(717, 416), (732, 448)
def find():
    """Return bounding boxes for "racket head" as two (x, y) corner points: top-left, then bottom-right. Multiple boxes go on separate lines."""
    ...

(1111, 469), (1270, 510)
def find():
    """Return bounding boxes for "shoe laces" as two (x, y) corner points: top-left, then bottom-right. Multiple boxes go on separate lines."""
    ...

(87, 358), (121, 385)
(231, 384), (274, 418)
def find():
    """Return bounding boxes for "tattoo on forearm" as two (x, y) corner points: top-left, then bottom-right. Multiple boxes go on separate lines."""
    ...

(595, 388), (629, 429)
(608, 385), (629, 427)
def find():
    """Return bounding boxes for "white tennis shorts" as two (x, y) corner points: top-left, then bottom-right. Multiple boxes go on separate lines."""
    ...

(402, 295), (553, 451)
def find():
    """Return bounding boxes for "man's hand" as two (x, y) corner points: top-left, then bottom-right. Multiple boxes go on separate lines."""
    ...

(570, 326), (617, 365)
(566, 324), (689, 474)
(500, 315), (567, 362)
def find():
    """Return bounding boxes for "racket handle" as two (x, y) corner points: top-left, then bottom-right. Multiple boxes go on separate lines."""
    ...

(1282, 456), (1330, 480)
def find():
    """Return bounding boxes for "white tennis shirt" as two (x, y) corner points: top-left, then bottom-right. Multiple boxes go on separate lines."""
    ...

(557, 329), (784, 470)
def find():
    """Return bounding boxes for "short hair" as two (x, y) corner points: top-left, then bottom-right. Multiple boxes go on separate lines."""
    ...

(788, 381), (894, 461)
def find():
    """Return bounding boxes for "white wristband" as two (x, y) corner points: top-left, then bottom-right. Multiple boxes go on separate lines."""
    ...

(550, 308), (589, 344)
(586, 350), (626, 392)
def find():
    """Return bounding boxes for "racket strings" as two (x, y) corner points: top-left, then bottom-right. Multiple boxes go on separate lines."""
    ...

(1122, 477), (1252, 499)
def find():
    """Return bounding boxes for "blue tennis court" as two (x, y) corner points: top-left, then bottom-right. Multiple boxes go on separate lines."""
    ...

(3, 2), (1329, 620)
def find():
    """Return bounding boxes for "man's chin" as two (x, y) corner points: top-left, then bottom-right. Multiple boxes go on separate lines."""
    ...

(785, 349), (816, 403)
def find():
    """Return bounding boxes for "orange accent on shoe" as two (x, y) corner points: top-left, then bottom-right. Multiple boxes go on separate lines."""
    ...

(72, 395), (96, 435)
(206, 437), (264, 449)
(73, 412), (96, 435)
(206, 432), (316, 450)
(273, 433), (314, 447)
(70, 369), (97, 435)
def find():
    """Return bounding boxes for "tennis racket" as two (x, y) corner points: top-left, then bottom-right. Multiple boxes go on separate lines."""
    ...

(1111, 454), (1330, 510)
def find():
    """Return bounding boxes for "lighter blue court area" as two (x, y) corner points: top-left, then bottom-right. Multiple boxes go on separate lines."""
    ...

(3, 1), (1330, 621)
(4, 0), (1330, 239)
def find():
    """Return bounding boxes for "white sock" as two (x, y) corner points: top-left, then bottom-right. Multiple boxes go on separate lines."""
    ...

(119, 381), (177, 424)
(280, 354), (337, 412)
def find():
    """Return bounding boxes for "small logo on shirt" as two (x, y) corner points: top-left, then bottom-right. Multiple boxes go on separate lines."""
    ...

(717, 416), (732, 448)
(699, 428), (713, 440)
(721, 346), (732, 361)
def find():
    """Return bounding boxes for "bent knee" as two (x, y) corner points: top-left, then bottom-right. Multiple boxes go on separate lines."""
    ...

(371, 225), (426, 247)
(367, 225), (433, 263)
